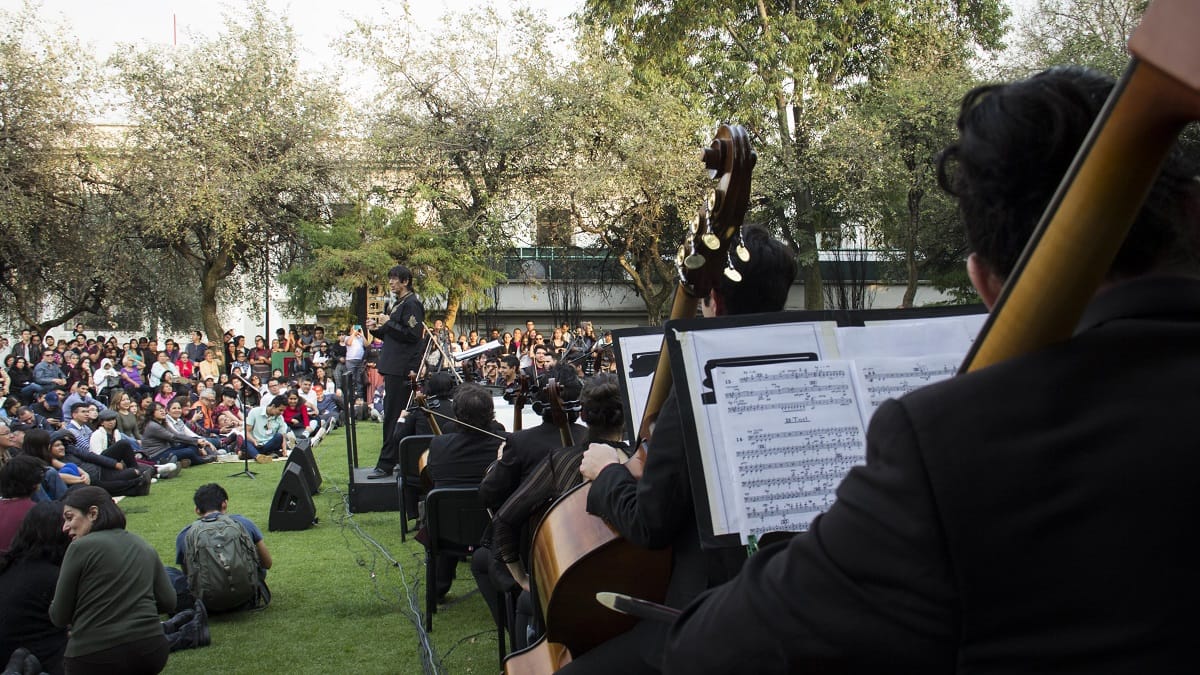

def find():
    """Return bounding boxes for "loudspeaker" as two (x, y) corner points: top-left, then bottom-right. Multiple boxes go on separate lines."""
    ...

(269, 462), (317, 531)
(288, 446), (322, 494)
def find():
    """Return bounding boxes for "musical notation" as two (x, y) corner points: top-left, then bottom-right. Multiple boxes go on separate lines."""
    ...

(710, 360), (867, 544)
(851, 355), (961, 422)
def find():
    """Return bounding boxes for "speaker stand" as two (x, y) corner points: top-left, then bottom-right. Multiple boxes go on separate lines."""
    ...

(230, 397), (257, 479)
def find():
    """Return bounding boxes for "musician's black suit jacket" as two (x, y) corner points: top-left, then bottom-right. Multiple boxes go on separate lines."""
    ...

(427, 429), (503, 487)
(479, 418), (587, 512)
(665, 276), (1200, 674)
(374, 292), (425, 378)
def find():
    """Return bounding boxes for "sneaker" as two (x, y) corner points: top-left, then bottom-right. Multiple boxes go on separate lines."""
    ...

(192, 600), (211, 648)
(157, 463), (181, 479)
(254, 454), (274, 464)
(178, 458), (193, 469)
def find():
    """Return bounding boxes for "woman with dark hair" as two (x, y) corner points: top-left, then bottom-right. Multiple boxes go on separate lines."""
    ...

(19, 430), (68, 502)
(0, 456), (44, 553)
(0, 501), (71, 675)
(45, 433), (90, 489)
(140, 401), (212, 469)
(51, 487), (175, 674)
(152, 379), (176, 408)
(490, 374), (626, 592)
(8, 356), (34, 399)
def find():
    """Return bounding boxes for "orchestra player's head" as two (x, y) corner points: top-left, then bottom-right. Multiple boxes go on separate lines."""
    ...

(704, 223), (796, 318)
(453, 383), (495, 432)
(579, 374), (624, 442)
(937, 66), (1200, 309)
(534, 364), (582, 422)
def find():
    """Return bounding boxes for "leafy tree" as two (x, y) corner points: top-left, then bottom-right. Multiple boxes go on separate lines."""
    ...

(347, 5), (566, 329)
(1010, 0), (1146, 77)
(0, 5), (116, 333)
(108, 0), (342, 345)
(582, 0), (1008, 308)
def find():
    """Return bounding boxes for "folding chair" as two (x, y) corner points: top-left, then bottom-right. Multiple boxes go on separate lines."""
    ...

(424, 485), (491, 632)
(397, 434), (434, 541)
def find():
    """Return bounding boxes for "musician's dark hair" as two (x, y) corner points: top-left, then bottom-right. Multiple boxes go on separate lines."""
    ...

(388, 265), (413, 287)
(453, 383), (494, 430)
(427, 372), (456, 398)
(535, 364), (582, 421)
(717, 223), (796, 315)
(580, 374), (623, 438)
(501, 355), (520, 369)
(937, 65), (1200, 280)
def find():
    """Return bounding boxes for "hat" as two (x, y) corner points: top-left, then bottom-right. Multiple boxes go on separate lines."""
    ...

(50, 429), (73, 444)
(44, 392), (61, 407)
(98, 409), (118, 422)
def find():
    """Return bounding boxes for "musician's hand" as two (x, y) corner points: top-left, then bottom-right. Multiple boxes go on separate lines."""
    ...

(579, 442), (623, 481)
(507, 563), (531, 594)
(624, 454), (645, 480)
(496, 440), (506, 461)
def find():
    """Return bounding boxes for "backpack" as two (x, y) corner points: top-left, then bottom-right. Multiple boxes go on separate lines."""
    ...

(185, 514), (260, 612)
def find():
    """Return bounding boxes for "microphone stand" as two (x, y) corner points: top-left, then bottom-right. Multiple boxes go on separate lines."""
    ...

(229, 372), (257, 479)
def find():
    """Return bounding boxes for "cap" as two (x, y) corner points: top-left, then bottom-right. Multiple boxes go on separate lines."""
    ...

(44, 392), (61, 406)
(98, 409), (118, 421)
(50, 429), (73, 444)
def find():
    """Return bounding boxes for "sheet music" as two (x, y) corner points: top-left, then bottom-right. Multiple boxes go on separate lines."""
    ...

(851, 355), (961, 422)
(840, 314), (985, 357)
(710, 361), (866, 544)
(614, 331), (666, 440)
(676, 322), (831, 536)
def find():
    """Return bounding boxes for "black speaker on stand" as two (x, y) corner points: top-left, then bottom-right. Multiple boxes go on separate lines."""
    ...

(288, 445), (322, 494)
(268, 462), (317, 531)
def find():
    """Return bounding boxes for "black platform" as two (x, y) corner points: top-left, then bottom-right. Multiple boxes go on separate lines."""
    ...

(348, 468), (400, 513)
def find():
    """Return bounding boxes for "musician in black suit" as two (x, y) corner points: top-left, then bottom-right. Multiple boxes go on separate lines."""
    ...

(665, 67), (1200, 674)
(478, 363), (586, 513)
(424, 383), (504, 599)
(573, 223), (796, 674)
(367, 265), (426, 479)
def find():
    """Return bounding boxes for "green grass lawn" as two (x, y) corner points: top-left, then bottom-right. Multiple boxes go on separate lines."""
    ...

(121, 421), (500, 675)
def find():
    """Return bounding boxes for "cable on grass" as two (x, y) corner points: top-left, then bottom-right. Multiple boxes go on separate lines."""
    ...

(327, 484), (439, 675)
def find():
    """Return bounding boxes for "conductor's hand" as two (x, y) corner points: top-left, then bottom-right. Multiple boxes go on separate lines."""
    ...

(579, 442), (624, 481)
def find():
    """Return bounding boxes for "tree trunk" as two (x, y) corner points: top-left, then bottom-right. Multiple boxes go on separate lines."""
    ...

(902, 187), (923, 309)
(443, 290), (461, 332)
(199, 252), (229, 346)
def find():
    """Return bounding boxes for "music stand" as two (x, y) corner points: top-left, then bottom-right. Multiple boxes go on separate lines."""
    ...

(229, 373), (257, 479)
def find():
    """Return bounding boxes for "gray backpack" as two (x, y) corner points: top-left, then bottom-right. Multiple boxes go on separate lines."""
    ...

(185, 514), (259, 612)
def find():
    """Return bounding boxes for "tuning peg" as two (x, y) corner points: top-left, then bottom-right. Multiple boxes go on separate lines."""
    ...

(724, 267), (743, 282)
(702, 233), (720, 251)
(684, 254), (706, 270)
(735, 244), (750, 262)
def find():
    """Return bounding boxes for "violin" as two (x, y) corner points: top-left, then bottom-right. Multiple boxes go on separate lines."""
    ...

(512, 373), (531, 432)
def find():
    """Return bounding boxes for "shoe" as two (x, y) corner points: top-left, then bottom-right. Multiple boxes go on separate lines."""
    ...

(4, 647), (31, 674)
(157, 463), (181, 479)
(366, 467), (393, 479)
(254, 454), (274, 464)
(192, 599), (211, 648)
(178, 458), (193, 469)
(163, 609), (196, 632)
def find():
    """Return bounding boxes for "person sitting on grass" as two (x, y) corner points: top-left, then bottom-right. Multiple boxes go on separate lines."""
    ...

(169, 483), (271, 614)
(140, 401), (209, 471)
(244, 395), (289, 464)
(0, 501), (71, 674)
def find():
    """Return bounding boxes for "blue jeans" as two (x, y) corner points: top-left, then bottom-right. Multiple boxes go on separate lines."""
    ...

(159, 445), (208, 465)
(246, 432), (283, 458)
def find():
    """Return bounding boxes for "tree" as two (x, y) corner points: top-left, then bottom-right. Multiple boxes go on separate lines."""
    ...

(347, 5), (568, 329)
(0, 5), (116, 333)
(108, 1), (342, 345)
(1011, 0), (1145, 77)
(537, 39), (710, 324)
(582, 0), (1008, 308)
(813, 64), (972, 308)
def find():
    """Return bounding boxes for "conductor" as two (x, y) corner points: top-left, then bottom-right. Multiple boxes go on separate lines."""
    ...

(367, 264), (425, 479)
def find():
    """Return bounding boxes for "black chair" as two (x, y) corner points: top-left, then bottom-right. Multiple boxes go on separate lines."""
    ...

(397, 434), (434, 542)
(424, 486), (491, 632)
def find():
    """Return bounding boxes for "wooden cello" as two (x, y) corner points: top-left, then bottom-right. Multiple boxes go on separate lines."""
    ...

(504, 124), (757, 673)
(960, 0), (1200, 373)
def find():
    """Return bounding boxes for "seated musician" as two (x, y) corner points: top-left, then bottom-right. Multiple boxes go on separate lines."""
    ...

(422, 383), (504, 602)
(574, 222), (795, 674)
(369, 372), (457, 480)
(478, 364), (586, 513)
(664, 67), (1200, 673)
(491, 374), (627, 594)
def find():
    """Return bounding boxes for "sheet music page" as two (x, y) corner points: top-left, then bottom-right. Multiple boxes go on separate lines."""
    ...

(850, 354), (961, 422)
(676, 322), (832, 536)
(841, 314), (985, 357)
(710, 361), (866, 544)
(614, 332), (666, 440)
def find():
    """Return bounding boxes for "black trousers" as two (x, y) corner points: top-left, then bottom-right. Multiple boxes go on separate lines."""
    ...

(64, 634), (169, 675)
(378, 373), (411, 471)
